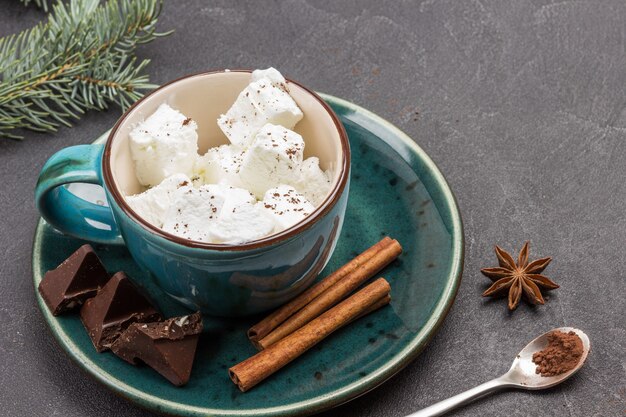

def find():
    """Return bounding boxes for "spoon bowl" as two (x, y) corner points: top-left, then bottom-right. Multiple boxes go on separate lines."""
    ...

(504, 327), (590, 390)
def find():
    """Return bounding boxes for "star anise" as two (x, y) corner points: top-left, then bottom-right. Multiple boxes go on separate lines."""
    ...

(481, 242), (559, 310)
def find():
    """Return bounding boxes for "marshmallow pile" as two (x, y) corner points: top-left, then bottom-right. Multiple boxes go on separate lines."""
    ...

(126, 68), (332, 244)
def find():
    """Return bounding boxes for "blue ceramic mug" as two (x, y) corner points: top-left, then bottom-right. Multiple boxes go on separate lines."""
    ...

(35, 70), (350, 316)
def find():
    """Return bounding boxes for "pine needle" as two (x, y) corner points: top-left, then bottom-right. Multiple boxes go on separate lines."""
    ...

(20, 0), (49, 12)
(1, 0), (171, 139)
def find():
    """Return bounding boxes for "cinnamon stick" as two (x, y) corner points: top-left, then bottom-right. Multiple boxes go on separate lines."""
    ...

(254, 239), (402, 350)
(230, 278), (391, 392)
(352, 294), (391, 323)
(247, 237), (395, 342)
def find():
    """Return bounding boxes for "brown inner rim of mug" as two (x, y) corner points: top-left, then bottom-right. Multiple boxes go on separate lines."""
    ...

(102, 69), (351, 251)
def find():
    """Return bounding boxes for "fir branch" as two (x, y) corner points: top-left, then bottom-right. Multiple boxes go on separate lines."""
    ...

(1, 0), (171, 139)
(20, 0), (49, 12)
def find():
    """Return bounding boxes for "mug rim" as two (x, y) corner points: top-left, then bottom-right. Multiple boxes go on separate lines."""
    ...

(102, 69), (350, 251)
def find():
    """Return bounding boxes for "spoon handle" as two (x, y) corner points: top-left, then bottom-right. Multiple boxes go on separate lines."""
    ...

(407, 376), (513, 417)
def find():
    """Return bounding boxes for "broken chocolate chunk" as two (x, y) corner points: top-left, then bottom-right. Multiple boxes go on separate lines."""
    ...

(38, 244), (110, 316)
(111, 312), (203, 386)
(80, 271), (161, 352)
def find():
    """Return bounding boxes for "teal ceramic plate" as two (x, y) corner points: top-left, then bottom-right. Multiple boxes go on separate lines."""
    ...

(32, 94), (464, 417)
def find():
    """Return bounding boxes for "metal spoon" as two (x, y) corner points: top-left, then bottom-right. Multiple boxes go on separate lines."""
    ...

(407, 327), (590, 417)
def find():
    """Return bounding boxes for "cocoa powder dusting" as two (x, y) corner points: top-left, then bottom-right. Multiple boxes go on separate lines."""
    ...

(532, 330), (583, 377)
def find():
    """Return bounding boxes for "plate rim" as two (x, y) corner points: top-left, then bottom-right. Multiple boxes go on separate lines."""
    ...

(32, 93), (464, 417)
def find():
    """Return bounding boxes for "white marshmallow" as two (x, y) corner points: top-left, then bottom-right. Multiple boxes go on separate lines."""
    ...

(239, 123), (305, 198)
(217, 75), (303, 148)
(247, 77), (302, 130)
(209, 203), (275, 244)
(162, 185), (224, 241)
(126, 174), (192, 228)
(259, 185), (314, 232)
(216, 95), (259, 148)
(291, 157), (332, 206)
(193, 144), (245, 187)
(129, 104), (198, 186)
(251, 67), (288, 90)
(202, 183), (256, 215)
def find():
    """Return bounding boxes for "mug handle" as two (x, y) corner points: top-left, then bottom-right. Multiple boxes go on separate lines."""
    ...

(35, 144), (124, 245)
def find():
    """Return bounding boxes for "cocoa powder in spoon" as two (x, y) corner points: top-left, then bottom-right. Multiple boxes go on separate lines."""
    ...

(532, 330), (583, 376)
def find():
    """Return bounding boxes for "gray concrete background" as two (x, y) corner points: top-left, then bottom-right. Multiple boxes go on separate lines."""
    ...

(0, 0), (624, 416)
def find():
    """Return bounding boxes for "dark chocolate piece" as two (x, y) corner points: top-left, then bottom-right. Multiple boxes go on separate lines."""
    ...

(111, 312), (203, 386)
(80, 272), (161, 352)
(38, 244), (109, 316)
